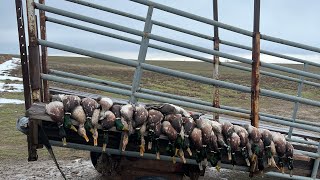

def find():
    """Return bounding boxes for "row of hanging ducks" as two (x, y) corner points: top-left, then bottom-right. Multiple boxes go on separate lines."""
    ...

(45, 94), (294, 177)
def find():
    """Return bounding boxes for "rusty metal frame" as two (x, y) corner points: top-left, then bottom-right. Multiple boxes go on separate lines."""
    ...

(15, 0), (31, 110)
(212, 0), (220, 121)
(250, 0), (261, 128)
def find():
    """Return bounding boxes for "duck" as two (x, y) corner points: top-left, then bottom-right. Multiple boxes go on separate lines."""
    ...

(81, 97), (99, 134)
(162, 120), (178, 163)
(61, 95), (80, 133)
(233, 125), (250, 166)
(209, 120), (228, 151)
(46, 101), (67, 145)
(147, 109), (164, 159)
(120, 104), (134, 151)
(110, 104), (127, 131)
(271, 131), (287, 173)
(249, 139), (265, 178)
(133, 104), (149, 156)
(97, 96), (113, 120)
(182, 116), (196, 156)
(222, 121), (240, 167)
(190, 127), (204, 170)
(259, 128), (278, 170)
(100, 110), (116, 151)
(50, 94), (65, 102)
(149, 103), (190, 117)
(164, 114), (185, 163)
(71, 105), (89, 142)
(91, 108), (100, 146)
(244, 124), (261, 168)
(285, 141), (294, 177)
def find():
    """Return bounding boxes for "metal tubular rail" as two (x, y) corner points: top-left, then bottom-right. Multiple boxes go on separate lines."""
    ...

(34, 3), (320, 83)
(66, 0), (320, 69)
(49, 69), (320, 128)
(49, 140), (318, 180)
(46, 16), (320, 89)
(41, 73), (320, 134)
(38, 39), (320, 108)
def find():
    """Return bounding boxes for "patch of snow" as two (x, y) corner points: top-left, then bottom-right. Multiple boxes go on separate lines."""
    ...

(0, 98), (24, 104)
(0, 58), (23, 93)
(0, 82), (23, 92)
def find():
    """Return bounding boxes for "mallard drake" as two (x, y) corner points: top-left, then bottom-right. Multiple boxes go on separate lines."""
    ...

(162, 120), (178, 163)
(233, 125), (250, 166)
(249, 139), (265, 178)
(259, 128), (278, 170)
(272, 131), (287, 173)
(92, 108), (100, 146)
(200, 119), (219, 168)
(100, 110), (116, 151)
(165, 114), (186, 163)
(222, 121), (240, 167)
(71, 105), (89, 142)
(120, 104), (134, 151)
(133, 104), (148, 156)
(210, 120), (228, 150)
(46, 101), (67, 145)
(149, 103), (190, 117)
(182, 116), (196, 156)
(147, 109), (164, 159)
(190, 127), (204, 170)
(62, 95), (80, 133)
(81, 97), (99, 134)
(110, 104), (127, 131)
(97, 96), (113, 120)
(285, 141), (294, 177)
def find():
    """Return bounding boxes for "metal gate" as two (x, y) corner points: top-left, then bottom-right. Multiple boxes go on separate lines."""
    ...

(16, 0), (320, 179)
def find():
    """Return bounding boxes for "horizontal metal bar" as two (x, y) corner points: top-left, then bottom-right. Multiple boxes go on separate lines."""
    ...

(261, 34), (320, 54)
(49, 140), (249, 171)
(50, 68), (320, 128)
(295, 149), (320, 159)
(220, 40), (320, 68)
(266, 171), (318, 180)
(286, 137), (318, 146)
(130, 0), (253, 37)
(42, 74), (320, 133)
(65, 0), (320, 69)
(41, 73), (251, 119)
(37, 3), (320, 81)
(38, 39), (320, 108)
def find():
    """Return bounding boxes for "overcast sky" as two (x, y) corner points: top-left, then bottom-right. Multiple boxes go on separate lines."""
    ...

(2, 0), (320, 63)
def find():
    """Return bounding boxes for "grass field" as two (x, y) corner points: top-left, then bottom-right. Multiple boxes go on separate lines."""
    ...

(1, 55), (320, 163)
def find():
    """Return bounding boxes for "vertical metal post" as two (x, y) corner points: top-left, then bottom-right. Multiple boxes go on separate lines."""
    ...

(311, 142), (320, 179)
(288, 63), (308, 139)
(212, 0), (220, 122)
(251, 0), (261, 128)
(15, 0), (32, 110)
(129, 6), (153, 103)
(26, 0), (41, 161)
(39, 0), (49, 102)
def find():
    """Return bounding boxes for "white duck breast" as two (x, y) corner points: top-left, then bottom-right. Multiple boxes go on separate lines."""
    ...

(97, 96), (113, 119)
(120, 104), (134, 134)
(133, 104), (148, 129)
(46, 101), (64, 124)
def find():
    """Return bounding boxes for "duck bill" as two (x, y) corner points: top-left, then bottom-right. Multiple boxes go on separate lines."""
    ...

(245, 158), (251, 167)
(89, 128), (94, 134)
(179, 149), (186, 164)
(70, 125), (78, 132)
(62, 137), (67, 146)
(215, 161), (221, 172)
(121, 132), (129, 152)
(228, 151), (232, 161)
(140, 144), (145, 157)
(102, 143), (107, 152)
(186, 147), (192, 156)
(82, 134), (89, 142)
(93, 137), (98, 146)
(156, 152), (160, 160)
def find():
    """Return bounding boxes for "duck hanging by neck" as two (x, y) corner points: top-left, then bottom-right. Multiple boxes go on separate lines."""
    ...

(97, 96), (113, 120)
(133, 104), (149, 157)
(81, 97), (99, 135)
(164, 114), (185, 163)
(271, 131), (287, 174)
(162, 120), (178, 163)
(182, 116), (196, 156)
(259, 128), (278, 170)
(190, 127), (204, 171)
(62, 95), (80, 133)
(222, 121), (240, 167)
(233, 125), (250, 166)
(71, 105), (89, 142)
(147, 109), (164, 159)
(244, 124), (261, 171)
(100, 110), (116, 152)
(91, 108), (100, 146)
(46, 101), (67, 146)
(110, 104), (127, 131)
(120, 104), (134, 152)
